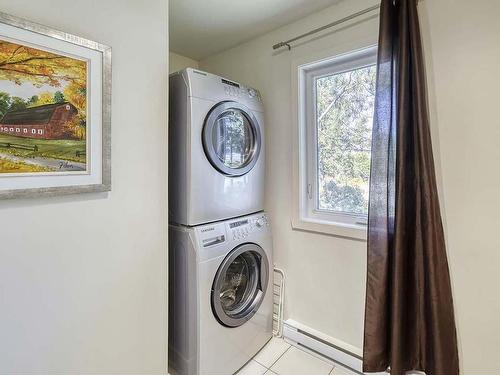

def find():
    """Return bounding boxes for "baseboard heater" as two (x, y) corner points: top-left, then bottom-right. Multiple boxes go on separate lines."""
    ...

(282, 319), (388, 375)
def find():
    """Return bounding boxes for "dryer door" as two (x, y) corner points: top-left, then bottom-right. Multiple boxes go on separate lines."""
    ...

(203, 101), (261, 177)
(211, 243), (269, 327)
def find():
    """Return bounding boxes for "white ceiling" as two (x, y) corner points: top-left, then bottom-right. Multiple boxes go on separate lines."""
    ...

(170, 0), (341, 60)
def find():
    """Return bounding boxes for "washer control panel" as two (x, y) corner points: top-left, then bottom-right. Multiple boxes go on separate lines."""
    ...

(198, 223), (226, 248)
(228, 213), (269, 241)
(196, 213), (270, 249)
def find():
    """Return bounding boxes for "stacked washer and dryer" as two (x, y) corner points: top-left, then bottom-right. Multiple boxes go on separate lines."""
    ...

(168, 68), (273, 375)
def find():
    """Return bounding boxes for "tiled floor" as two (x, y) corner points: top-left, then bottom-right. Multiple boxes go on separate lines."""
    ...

(236, 337), (358, 375)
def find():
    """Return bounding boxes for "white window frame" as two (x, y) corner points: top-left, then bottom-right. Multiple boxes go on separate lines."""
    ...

(292, 46), (377, 240)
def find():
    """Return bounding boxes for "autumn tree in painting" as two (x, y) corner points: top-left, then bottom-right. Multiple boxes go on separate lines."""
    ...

(9, 96), (27, 111)
(36, 92), (56, 106)
(54, 91), (65, 103)
(0, 40), (86, 87)
(0, 92), (9, 116)
(0, 40), (87, 139)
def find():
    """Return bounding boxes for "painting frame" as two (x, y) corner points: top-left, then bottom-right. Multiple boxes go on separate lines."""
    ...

(0, 11), (111, 199)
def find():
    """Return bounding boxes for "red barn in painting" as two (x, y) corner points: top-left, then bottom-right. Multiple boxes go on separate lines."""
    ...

(0, 102), (78, 140)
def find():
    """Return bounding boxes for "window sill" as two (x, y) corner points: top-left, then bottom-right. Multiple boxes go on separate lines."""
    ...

(291, 216), (367, 241)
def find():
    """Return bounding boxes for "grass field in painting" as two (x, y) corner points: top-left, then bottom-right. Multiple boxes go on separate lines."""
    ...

(0, 133), (86, 163)
(0, 158), (51, 173)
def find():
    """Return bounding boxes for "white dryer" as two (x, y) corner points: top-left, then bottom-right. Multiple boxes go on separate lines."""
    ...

(168, 212), (273, 375)
(169, 68), (265, 226)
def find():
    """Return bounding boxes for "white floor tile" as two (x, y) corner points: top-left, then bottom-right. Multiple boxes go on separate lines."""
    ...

(270, 346), (333, 375)
(331, 366), (358, 375)
(237, 360), (267, 375)
(253, 338), (291, 368)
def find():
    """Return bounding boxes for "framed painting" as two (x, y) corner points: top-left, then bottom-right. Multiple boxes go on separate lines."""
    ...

(0, 12), (111, 199)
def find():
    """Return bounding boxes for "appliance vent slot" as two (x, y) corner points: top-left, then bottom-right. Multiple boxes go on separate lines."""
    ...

(221, 78), (240, 88)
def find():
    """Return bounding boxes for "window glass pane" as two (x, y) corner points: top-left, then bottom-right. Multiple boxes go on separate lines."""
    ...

(315, 65), (376, 215)
(212, 110), (255, 169)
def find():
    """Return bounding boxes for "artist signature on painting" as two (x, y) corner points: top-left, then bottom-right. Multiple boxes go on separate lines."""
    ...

(59, 161), (75, 169)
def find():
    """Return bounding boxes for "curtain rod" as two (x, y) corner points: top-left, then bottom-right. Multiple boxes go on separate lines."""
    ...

(272, 3), (380, 51)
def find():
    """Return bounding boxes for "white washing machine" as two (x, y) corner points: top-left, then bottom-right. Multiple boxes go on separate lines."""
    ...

(169, 68), (265, 226)
(168, 212), (273, 375)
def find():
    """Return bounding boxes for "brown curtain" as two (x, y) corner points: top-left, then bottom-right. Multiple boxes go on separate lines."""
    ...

(363, 0), (459, 374)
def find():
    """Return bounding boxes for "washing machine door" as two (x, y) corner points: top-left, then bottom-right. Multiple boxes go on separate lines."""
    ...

(203, 101), (261, 177)
(211, 243), (269, 327)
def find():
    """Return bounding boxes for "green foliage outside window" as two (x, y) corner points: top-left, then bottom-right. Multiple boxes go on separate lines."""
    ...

(316, 65), (376, 215)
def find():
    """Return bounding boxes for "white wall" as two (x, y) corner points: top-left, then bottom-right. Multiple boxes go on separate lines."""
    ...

(201, 0), (378, 353)
(419, 0), (500, 373)
(201, 0), (500, 373)
(0, 1), (169, 375)
(169, 52), (199, 73)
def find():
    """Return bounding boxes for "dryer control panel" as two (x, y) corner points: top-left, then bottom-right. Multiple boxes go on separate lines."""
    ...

(223, 84), (262, 102)
(228, 213), (269, 241)
(184, 68), (264, 112)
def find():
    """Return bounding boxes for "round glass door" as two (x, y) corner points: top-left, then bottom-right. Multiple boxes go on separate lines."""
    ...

(203, 102), (261, 177)
(211, 243), (269, 327)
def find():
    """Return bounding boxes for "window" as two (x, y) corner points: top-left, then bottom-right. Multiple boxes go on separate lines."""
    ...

(294, 46), (377, 239)
(38, 129), (43, 135)
(32, 129), (36, 134)
(16, 128), (20, 132)
(23, 128), (28, 133)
